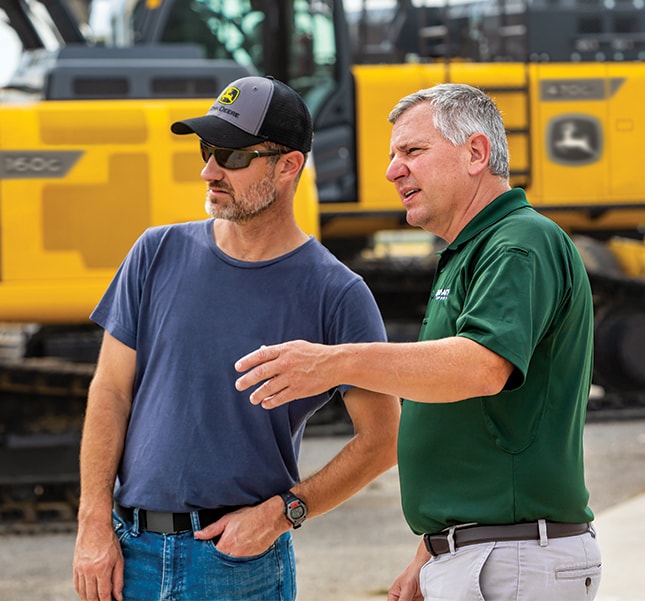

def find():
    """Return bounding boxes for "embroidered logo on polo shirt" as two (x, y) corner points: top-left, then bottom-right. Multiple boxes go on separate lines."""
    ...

(434, 288), (450, 301)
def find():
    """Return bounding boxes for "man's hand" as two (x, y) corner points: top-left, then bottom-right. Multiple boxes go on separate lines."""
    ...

(235, 340), (335, 408)
(388, 566), (424, 601)
(73, 524), (124, 601)
(388, 541), (430, 601)
(194, 496), (289, 556)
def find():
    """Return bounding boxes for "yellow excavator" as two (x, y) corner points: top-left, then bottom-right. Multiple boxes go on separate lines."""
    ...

(1, 0), (644, 525)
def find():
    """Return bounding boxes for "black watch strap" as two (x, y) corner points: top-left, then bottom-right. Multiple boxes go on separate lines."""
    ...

(279, 491), (307, 529)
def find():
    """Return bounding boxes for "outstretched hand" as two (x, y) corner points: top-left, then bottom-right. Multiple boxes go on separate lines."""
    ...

(235, 340), (335, 408)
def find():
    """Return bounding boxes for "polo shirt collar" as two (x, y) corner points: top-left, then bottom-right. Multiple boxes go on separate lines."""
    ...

(442, 188), (531, 252)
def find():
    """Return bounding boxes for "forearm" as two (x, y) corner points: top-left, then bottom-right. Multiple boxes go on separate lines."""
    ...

(77, 383), (131, 526)
(197, 396), (398, 553)
(236, 336), (512, 409)
(74, 373), (132, 601)
(77, 332), (135, 527)
(327, 337), (510, 404)
(293, 421), (397, 517)
(291, 389), (399, 518)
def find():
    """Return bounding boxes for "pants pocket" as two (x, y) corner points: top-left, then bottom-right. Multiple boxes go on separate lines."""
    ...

(197, 532), (296, 601)
(420, 543), (495, 601)
(478, 533), (602, 601)
(555, 562), (602, 598)
(553, 531), (602, 600)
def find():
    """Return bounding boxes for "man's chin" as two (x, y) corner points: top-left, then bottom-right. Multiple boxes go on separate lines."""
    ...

(405, 211), (421, 228)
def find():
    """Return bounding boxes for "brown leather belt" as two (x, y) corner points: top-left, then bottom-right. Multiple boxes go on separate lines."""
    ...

(114, 503), (241, 534)
(424, 521), (592, 556)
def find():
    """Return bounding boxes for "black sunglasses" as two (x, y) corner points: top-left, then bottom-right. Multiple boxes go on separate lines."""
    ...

(199, 140), (286, 169)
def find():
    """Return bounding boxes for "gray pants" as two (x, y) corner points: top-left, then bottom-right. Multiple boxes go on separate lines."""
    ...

(420, 527), (601, 600)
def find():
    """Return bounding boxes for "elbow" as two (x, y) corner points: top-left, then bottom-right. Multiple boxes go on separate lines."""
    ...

(386, 447), (399, 471)
(375, 440), (398, 475)
(367, 404), (400, 472)
(380, 404), (401, 470)
(480, 358), (515, 397)
(381, 430), (399, 471)
(480, 379), (506, 397)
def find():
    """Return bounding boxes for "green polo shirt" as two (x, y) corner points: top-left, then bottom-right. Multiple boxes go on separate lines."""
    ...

(398, 188), (595, 535)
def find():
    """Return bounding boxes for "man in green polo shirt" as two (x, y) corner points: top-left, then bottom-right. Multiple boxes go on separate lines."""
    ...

(235, 83), (601, 600)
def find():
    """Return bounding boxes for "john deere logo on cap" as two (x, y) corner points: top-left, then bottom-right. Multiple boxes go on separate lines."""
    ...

(219, 87), (240, 105)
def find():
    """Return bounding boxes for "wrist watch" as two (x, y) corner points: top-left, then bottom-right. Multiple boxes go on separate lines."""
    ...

(279, 491), (307, 529)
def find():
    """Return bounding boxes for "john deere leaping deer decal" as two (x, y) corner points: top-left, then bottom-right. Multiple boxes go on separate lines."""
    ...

(548, 115), (602, 166)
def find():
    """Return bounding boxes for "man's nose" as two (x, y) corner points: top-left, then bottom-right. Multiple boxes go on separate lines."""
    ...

(385, 156), (407, 182)
(201, 155), (224, 181)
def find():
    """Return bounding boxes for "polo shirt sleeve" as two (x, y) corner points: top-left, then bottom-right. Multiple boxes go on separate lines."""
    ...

(455, 242), (565, 390)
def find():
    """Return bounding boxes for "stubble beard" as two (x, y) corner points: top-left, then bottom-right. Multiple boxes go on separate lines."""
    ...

(204, 169), (278, 223)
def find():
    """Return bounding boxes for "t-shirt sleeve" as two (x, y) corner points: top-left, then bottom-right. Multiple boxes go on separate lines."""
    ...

(327, 278), (388, 345)
(90, 228), (162, 349)
(326, 277), (388, 395)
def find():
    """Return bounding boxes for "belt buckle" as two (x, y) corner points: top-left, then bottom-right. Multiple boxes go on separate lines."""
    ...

(145, 511), (178, 533)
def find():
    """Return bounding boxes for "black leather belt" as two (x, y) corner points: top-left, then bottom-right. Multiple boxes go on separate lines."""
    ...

(114, 503), (242, 534)
(424, 521), (592, 556)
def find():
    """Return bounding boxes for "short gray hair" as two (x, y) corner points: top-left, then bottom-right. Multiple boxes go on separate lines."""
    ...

(388, 83), (509, 179)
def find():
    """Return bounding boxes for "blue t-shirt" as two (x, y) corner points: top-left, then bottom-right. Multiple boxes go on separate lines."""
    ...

(91, 219), (387, 512)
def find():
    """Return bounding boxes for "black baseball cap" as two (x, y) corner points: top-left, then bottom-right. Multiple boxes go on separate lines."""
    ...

(171, 75), (313, 153)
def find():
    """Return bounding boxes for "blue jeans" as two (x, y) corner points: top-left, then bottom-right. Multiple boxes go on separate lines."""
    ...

(113, 509), (296, 601)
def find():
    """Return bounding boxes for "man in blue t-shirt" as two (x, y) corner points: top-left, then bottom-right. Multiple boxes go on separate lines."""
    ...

(72, 75), (400, 601)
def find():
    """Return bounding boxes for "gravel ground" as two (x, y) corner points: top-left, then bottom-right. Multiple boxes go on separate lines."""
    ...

(1, 419), (644, 601)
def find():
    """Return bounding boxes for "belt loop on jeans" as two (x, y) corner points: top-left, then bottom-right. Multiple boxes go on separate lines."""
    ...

(132, 507), (141, 536)
(190, 512), (201, 532)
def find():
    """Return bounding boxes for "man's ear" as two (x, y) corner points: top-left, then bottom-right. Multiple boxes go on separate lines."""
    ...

(467, 133), (491, 176)
(277, 150), (306, 181)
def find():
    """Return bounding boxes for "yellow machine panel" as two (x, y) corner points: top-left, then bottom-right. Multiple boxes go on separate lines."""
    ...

(3, 0), (644, 533)
(0, 99), (319, 322)
(346, 61), (645, 237)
